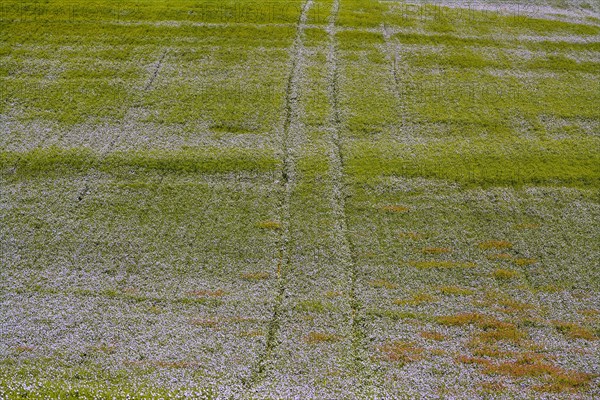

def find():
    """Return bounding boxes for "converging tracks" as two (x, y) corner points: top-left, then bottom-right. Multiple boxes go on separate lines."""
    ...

(244, 0), (314, 389)
(326, 0), (382, 396)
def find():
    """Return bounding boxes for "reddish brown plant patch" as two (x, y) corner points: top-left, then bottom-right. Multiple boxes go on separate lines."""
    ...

(305, 332), (341, 344)
(437, 313), (487, 326)
(497, 299), (534, 314)
(377, 340), (424, 363)
(457, 351), (596, 393)
(553, 321), (598, 341)
(420, 331), (445, 341)
(241, 272), (270, 281)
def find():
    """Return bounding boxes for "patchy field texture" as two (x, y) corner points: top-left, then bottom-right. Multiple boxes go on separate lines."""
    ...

(1, 0), (599, 398)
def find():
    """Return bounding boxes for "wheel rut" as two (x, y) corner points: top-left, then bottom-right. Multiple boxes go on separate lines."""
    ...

(243, 0), (314, 390)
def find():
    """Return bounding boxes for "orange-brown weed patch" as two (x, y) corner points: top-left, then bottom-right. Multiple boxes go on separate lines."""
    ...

(580, 309), (599, 317)
(553, 321), (598, 341)
(305, 332), (341, 344)
(437, 312), (487, 326)
(241, 272), (270, 281)
(422, 247), (452, 255)
(438, 313), (527, 344)
(369, 279), (398, 290)
(381, 205), (409, 213)
(430, 349), (446, 356)
(378, 341), (424, 363)
(477, 325), (526, 344)
(471, 344), (515, 359)
(420, 331), (445, 341)
(534, 370), (596, 393)
(257, 220), (282, 230)
(456, 355), (491, 367)
(239, 330), (263, 338)
(497, 299), (534, 314)
(513, 258), (537, 266)
(480, 381), (505, 393)
(457, 352), (596, 393)
(398, 232), (423, 240)
(410, 261), (476, 269)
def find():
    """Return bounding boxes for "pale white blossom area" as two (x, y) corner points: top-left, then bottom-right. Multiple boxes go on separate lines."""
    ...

(1, 0), (599, 398)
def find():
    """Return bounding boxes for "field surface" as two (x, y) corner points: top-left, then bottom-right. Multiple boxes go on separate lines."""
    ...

(1, 0), (599, 398)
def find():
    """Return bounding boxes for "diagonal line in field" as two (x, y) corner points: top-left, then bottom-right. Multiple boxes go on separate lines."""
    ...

(144, 50), (168, 92)
(243, 0), (314, 389)
(74, 49), (169, 203)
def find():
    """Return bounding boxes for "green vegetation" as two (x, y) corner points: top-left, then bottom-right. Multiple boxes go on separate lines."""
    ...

(1, 0), (598, 397)
(0, 146), (279, 176)
(347, 138), (600, 188)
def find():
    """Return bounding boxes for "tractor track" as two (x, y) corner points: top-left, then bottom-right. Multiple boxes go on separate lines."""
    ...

(327, 0), (381, 396)
(243, 0), (313, 390)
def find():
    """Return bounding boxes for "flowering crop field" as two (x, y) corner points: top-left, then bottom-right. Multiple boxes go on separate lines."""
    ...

(1, 0), (599, 398)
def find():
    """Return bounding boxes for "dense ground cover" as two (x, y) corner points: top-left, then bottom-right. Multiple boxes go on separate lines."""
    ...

(1, 0), (599, 398)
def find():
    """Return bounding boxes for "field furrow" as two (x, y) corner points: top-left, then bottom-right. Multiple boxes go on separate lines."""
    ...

(244, 0), (314, 390)
(325, 0), (384, 396)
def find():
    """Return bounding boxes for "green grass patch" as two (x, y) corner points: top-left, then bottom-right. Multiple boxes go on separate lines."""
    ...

(0, 146), (280, 176)
(304, 27), (329, 46)
(401, 69), (600, 130)
(0, 0), (302, 25)
(337, 30), (384, 51)
(347, 138), (600, 188)
(108, 147), (279, 174)
(0, 146), (96, 175)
